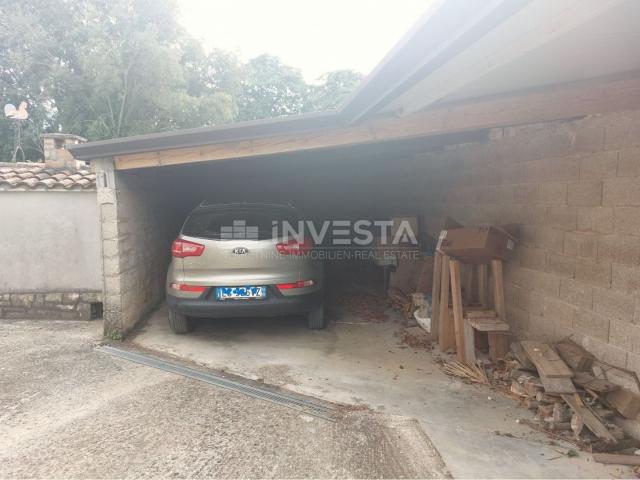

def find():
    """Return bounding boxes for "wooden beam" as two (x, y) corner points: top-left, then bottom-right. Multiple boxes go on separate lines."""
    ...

(114, 72), (640, 170)
(449, 259), (467, 362)
(430, 252), (442, 342)
(438, 255), (456, 352)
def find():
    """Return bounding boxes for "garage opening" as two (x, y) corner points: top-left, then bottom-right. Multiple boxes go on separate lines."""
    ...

(110, 131), (487, 338)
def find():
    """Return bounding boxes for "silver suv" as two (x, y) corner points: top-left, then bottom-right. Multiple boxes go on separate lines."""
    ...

(166, 202), (324, 333)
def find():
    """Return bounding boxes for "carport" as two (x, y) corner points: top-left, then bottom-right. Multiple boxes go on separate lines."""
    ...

(70, 0), (640, 378)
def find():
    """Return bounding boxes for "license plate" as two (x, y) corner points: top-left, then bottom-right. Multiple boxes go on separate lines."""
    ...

(216, 286), (266, 300)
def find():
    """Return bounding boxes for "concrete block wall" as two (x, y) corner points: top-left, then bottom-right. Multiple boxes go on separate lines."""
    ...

(418, 109), (640, 375)
(95, 159), (183, 335)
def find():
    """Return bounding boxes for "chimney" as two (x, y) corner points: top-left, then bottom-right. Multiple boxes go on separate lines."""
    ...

(42, 133), (87, 170)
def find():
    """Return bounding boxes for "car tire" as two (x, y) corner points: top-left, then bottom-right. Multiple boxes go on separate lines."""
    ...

(307, 304), (325, 330)
(168, 308), (191, 334)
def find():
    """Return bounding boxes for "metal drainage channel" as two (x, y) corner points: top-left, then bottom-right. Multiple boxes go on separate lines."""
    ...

(97, 345), (336, 421)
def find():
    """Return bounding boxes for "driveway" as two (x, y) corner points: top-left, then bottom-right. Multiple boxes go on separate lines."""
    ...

(0, 319), (448, 479)
(133, 304), (631, 479)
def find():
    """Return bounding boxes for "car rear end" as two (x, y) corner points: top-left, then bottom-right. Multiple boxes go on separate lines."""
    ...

(166, 203), (324, 333)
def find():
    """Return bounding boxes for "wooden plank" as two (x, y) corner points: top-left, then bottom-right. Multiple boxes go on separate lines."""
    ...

(606, 389), (640, 419)
(521, 341), (573, 378)
(555, 340), (594, 372)
(562, 394), (617, 444)
(488, 333), (510, 363)
(541, 376), (577, 395)
(449, 259), (467, 362)
(591, 438), (640, 453)
(468, 317), (509, 332)
(114, 72), (640, 170)
(477, 264), (488, 307)
(491, 260), (506, 320)
(438, 256), (456, 352)
(463, 319), (477, 362)
(488, 260), (508, 362)
(465, 309), (497, 318)
(592, 453), (640, 466)
(463, 264), (473, 307)
(430, 252), (442, 342)
(572, 372), (619, 393)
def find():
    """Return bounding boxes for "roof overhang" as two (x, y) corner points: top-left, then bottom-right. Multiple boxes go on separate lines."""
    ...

(69, 0), (640, 169)
(111, 72), (640, 170)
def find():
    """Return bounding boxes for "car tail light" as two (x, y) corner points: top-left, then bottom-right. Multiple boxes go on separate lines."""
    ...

(170, 283), (206, 293)
(276, 279), (314, 291)
(276, 237), (312, 255)
(172, 238), (205, 258)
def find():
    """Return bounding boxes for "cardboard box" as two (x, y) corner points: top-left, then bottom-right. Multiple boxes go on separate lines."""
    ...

(437, 225), (516, 262)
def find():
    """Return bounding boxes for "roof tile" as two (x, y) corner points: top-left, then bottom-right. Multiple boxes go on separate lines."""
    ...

(0, 162), (96, 191)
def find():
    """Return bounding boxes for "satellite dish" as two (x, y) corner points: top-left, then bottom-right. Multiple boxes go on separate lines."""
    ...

(4, 103), (16, 117)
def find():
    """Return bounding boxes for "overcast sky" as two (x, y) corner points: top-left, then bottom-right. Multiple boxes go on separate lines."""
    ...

(177, 0), (432, 82)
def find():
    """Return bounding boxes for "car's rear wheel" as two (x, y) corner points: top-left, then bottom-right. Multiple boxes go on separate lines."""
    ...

(307, 304), (325, 330)
(168, 308), (191, 334)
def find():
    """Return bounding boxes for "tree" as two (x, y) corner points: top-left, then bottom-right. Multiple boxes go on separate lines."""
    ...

(310, 69), (363, 111)
(0, 0), (364, 161)
(0, 0), (236, 160)
(236, 54), (311, 122)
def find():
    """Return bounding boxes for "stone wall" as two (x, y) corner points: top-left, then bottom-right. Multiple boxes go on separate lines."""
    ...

(0, 291), (102, 320)
(96, 160), (184, 335)
(417, 108), (640, 376)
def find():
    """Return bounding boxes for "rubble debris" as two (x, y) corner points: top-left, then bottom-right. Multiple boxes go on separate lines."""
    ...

(561, 393), (617, 444)
(334, 291), (389, 323)
(511, 341), (536, 371)
(387, 288), (414, 320)
(438, 338), (640, 465)
(397, 326), (432, 350)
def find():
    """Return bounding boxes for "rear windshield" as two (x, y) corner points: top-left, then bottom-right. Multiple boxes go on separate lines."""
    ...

(182, 206), (299, 240)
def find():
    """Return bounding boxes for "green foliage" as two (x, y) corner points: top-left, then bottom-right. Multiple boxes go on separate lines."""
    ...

(0, 0), (363, 161)
(310, 70), (363, 111)
(237, 55), (311, 122)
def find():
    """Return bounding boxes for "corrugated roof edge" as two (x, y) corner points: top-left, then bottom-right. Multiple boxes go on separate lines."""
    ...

(69, 110), (342, 160)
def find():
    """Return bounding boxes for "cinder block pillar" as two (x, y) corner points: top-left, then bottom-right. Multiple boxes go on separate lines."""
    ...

(94, 158), (124, 338)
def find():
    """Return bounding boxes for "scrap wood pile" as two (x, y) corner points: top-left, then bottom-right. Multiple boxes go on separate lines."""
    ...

(441, 338), (640, 466)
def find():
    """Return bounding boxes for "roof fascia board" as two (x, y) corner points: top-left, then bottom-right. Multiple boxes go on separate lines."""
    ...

(68, 110), (342, 161)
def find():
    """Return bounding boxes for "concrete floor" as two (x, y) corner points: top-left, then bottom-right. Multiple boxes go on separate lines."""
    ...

(134, 303), (634, 479)
(0, 319), (449, 479)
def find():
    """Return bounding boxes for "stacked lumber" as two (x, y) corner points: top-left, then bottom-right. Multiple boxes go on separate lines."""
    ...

(508, 339), (640, 463)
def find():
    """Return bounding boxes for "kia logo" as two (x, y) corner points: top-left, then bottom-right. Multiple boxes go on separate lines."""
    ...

(232, 247), (249, 255)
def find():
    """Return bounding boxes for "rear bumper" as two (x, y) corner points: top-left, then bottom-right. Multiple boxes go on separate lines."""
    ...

(167, 287), (323, 318)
